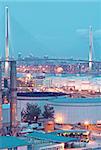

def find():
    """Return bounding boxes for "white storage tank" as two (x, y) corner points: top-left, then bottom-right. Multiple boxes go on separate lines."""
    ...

(48, 97), (101, 124)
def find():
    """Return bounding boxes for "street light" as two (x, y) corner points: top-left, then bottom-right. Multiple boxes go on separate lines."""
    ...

(84, 121), (89, 130)
(55, 113), (63, 124)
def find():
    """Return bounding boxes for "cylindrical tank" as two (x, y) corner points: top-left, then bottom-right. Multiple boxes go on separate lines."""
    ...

(49, 97), (101, 124)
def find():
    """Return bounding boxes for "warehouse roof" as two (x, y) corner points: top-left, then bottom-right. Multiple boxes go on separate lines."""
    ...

(27, 131), (78, 143)
(0, 136), (29, 149)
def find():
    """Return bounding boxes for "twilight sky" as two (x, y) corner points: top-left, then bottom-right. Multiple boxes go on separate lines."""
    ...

(0, 0), (101, 60)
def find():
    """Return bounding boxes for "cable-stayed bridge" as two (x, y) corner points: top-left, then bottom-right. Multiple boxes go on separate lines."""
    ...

(1, 7), (101, 75)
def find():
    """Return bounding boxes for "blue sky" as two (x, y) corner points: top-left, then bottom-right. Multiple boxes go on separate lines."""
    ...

(0, 0), (101, 60)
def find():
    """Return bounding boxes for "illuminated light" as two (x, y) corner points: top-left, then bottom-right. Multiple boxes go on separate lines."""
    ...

(97, 120), (101, 125)
(83, 131), (90, 136)
(55, 113), (64, 124)
(39, 65), (42, 68)
(55, 66), (63, 74)
(26, 73), (32, 81)
(63, 83), (67, 86)
(42, 67), (46, 72)
(5, 61), (9, 75)
(84, 121), (89, 126)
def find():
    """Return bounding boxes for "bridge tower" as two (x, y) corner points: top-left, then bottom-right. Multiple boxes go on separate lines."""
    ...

(0, 7), (17, 131)
(5, 7), (9, 76)
(89, 26), (93, 72)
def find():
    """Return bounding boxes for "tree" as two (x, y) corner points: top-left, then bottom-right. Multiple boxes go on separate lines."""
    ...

(43, 104), (54, 119)
(21, 103), (41, 123)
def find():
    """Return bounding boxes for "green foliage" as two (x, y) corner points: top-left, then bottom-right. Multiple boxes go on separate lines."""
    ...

(43, 104), (54, 119)
(21, 103), (41, 123)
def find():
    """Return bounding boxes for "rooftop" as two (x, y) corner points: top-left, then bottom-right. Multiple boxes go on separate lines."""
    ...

(17, 92), (67, 97)
(0, 136), (29, 149)
(27, 131), (78, 143)
(50, 129), (89, 134)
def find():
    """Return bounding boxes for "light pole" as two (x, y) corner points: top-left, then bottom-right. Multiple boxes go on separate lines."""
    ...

(84, 121), (89, 130)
